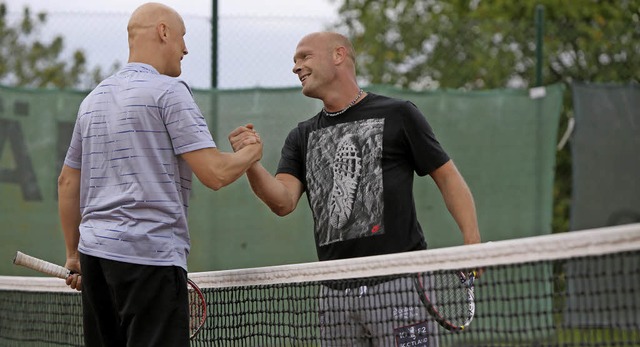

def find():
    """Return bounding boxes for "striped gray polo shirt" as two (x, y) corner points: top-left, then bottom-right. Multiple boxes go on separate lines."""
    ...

(64, 63), (216, 271)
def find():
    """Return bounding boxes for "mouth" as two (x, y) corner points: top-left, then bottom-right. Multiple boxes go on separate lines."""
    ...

(300, 73), (310, 85)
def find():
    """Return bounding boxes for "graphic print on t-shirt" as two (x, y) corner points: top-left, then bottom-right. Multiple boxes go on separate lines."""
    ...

(306, 119), (384, 246)
(329, 134), (361, 229)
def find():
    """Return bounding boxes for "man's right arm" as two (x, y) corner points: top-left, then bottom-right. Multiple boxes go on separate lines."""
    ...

(181, 142), (262, 191)
(228, 124), (304, 216)
(245, 164), (304, 216)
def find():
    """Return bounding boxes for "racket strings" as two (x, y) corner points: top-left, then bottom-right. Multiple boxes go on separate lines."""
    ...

(429, 272), (473, 328)
(187, 279), (206, 338)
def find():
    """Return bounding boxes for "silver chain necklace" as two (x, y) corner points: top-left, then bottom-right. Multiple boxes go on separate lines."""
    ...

(322, 89), (364, 117)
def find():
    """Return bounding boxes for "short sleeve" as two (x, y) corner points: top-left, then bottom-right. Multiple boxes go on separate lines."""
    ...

(162, 81), (216, 155)
(402, 101), (450, 176)
(63, 111), (84, 170)
(276, 126), (306, 184)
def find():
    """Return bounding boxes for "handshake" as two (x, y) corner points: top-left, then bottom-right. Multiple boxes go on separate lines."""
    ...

(228, 123), (261, 154)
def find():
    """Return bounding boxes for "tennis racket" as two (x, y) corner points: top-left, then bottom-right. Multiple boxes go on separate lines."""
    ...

(186, 278), (206, 339)
(13, 251), (207, 339)
(414, 270), (476, 332)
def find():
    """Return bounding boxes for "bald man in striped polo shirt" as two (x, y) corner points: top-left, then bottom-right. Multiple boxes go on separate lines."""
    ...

(58, 3), (262, 346)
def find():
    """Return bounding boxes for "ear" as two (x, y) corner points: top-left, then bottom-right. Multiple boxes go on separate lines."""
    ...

(156, 22), (169, 42)
(334, 46), (347, 65)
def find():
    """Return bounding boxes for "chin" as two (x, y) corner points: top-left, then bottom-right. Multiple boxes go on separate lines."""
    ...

(301, 84), (314, 97)
(301, 86), (321, 100)
(166, 65), (181, 77)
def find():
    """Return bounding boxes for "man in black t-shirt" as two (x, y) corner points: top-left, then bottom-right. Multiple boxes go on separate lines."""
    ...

(229, 31), (481, 346)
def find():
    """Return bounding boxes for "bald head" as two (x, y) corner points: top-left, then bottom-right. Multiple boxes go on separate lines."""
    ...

(295, 32), (357, 79)
(127, 2), (188, 77)
(128, 3), (179, 40)
(302, 32), (356, 64)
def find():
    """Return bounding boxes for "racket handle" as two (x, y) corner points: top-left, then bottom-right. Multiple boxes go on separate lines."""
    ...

(13, 251), (71, 279)
(467, 271), (476, 286)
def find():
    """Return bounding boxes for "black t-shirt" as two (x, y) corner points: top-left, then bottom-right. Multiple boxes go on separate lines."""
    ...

(277, 93), (450, 261)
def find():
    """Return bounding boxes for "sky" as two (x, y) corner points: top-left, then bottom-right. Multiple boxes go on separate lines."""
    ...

(7, 0), (339, 17)
(5, 0), (342, 89)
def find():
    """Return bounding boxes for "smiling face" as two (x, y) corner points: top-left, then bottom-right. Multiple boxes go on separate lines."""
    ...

(292, 33), (337, 99)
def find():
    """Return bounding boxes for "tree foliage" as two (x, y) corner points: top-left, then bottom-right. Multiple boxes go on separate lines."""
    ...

(337, 0), (639, 89)
(334, 0), (640, 233)
(0, 2), (111, 89)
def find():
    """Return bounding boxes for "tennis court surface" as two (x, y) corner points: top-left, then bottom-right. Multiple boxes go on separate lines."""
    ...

(1, 223), (638, 346)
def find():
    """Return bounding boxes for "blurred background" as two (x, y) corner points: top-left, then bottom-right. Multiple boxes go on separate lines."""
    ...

(0, 0), (638, 274)
(2, 0), (341, 89)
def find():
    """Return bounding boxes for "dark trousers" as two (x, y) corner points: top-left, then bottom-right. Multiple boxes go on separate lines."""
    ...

(80, 253), (189, 347)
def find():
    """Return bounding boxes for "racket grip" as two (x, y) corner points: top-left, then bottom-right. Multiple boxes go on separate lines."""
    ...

(467, 271), (476, 286)
(13, 251), (71, 279)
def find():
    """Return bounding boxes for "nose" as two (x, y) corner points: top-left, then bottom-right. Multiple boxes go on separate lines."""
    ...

(292, 62), (301, 75)
(183, 49), (188, 56)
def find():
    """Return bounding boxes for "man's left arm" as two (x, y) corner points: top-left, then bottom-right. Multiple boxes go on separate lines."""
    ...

(429, 160), (481, 245)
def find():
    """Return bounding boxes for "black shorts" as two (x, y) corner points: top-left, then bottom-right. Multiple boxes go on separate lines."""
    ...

(80, 253), (189, 347)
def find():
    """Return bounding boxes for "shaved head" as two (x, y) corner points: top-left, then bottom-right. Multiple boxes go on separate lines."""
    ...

(127, 2), (187, 77)
(302, 32), (356, 64)
(128, 3), (182, 43)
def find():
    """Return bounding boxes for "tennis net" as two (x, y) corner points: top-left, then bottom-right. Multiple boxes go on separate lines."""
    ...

(1, 223), (639, 346)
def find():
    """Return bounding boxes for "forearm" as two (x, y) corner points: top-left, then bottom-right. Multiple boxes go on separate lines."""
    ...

(59, 200), (81, 258)
(432, 161), (481, 245)
(246, 164), (299, 216)
(227, 124), (299, 214)
(442, 178), (481, 245)
(57, 167), (81, 259)
(212, 144), (262, 188)
(186, 144), (262, 191)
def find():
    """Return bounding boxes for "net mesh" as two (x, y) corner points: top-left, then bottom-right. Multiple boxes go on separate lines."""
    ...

(1, 224), (638, 347)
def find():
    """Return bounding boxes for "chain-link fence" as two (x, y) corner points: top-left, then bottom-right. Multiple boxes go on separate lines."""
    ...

(4, 10), (338, 90)
(6, 4), (637, 91)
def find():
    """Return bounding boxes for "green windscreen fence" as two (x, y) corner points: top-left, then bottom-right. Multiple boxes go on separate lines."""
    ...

(0, 84), (564, 274)
(570, 82), (640, 230)
(565, 82), (640, 328)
